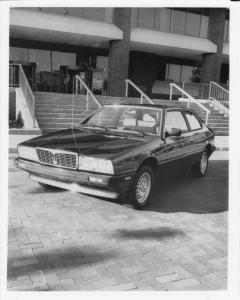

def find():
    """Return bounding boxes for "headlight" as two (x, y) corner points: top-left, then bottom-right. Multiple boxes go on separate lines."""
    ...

(18, 145), (39, 162)
(78, 156), (114, 174)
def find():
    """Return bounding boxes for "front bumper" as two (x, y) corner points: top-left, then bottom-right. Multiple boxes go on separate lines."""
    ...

(14, 158), (134, 199)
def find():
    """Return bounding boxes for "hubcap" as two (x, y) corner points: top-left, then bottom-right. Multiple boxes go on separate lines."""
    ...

(200, 152), (208, 174)
(136, 172), (151, 204)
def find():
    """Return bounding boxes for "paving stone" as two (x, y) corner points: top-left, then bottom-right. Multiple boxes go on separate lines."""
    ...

(173, 277), (200, 289)
(7, 158), (228, 291)
(156, 272), (180, 284)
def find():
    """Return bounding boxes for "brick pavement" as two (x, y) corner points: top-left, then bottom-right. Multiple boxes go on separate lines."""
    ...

(7, 157), (228, 291)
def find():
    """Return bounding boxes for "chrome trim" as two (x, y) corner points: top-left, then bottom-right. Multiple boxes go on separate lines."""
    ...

(36, 147), (78, 170)
(30, 175), (118, 199)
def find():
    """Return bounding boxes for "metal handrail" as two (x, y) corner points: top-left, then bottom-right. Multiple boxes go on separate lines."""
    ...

(75, 75), (102, 110)
(10, 63), (36, 127)
(209, 96), (229, 115)
(169, 83), (210, 124)
(209, 81), (229, 107)
(209, 81), (229, 94)
(125, 79), (154, 104)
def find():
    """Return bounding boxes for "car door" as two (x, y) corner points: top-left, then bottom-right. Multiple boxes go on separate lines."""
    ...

(163, 109), (190, 165)
(183, 110), (206, 164)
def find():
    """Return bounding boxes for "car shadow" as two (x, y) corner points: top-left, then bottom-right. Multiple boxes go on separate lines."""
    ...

(7, 245), (119, 280)
(144, 160), (228, 214)
(24, 186), (65, 194)
(113, 226), (186, 241)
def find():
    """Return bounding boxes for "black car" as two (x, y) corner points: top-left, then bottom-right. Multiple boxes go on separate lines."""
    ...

(15, 104), (215, 209)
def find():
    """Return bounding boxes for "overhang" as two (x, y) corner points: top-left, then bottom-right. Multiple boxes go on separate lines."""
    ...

(10, 9), (123, 49)
(130, 28), (217, 60)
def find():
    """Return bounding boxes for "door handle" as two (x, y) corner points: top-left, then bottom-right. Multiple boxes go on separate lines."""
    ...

(190, 138), (194, 143)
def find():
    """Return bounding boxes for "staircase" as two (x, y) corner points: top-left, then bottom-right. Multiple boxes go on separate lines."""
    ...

(34, 91), (150, 134)
(34, 92), (98, 134)
(173, 101), (229, 136)
(35, 92), (229, 136)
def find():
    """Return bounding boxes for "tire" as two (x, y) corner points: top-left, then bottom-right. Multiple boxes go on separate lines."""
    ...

(131, 165), (154, 209)
(191, 150), (209, 177)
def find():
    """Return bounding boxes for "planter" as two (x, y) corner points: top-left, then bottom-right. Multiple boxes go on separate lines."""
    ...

(9, 128), (42, 153)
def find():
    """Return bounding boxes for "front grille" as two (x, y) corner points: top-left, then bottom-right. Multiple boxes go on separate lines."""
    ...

(36, 148), (77, 169)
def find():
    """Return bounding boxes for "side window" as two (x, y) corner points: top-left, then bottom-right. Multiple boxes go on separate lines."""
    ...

(165, 111), (188, 132)
(185, 112), (202, 130)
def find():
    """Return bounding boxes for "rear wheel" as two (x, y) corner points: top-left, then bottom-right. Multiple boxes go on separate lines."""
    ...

(131, 165), (154, 209)
(191, 150), (209, 177)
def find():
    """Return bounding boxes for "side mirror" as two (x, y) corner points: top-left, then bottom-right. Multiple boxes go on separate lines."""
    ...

(165, 128), (182, 138)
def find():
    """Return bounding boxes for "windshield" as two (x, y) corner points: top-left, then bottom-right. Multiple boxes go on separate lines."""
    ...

(80, 105), (162, 135)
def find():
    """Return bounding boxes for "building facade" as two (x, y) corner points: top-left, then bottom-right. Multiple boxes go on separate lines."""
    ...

(9, 7), (229, 97)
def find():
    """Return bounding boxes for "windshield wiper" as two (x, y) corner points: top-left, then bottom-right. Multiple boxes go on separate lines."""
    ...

(80, 123), (108, 132)
(109, 127), (145, 136)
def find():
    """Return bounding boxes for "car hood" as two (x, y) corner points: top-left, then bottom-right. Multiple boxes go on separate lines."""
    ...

(22, 128), (151, 159)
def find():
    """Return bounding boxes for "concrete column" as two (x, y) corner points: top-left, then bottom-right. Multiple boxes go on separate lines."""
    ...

(201, 8), (226, 83)
(107, 8), (131, 97)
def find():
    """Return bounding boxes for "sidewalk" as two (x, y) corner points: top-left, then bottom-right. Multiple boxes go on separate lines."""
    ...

(7, 159), (228, 291)
(210, 151), (228, 161)
(214, 136), (228, 151)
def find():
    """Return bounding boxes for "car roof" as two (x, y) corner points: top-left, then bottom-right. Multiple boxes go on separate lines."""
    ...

(103, 103), (187, 110)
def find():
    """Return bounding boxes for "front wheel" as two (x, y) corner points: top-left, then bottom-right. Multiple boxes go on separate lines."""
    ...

(191, 151), (209, 177)
(131, 165), (154, 209)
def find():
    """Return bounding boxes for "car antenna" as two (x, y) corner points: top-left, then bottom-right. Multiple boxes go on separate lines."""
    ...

(71, 76), (76, 129)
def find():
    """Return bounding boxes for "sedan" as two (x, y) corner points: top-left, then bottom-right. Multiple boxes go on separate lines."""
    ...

(15, 104), (215, 209)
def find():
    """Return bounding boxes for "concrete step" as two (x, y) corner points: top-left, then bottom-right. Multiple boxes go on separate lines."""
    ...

(209, 127), (229, 131)
(213, 132), (229, 136)
(37, 117), (86, 124)
(36, 122), (76, 128)
(208, 123), (229, 127)
(36, 112), (92, 118)
(36, 104), (97, 110)
(36, 107), (95, 114)
(35, 98), (91, 104)
(41, 128), (68, 134)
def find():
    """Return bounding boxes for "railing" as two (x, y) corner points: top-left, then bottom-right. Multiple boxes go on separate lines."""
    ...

(209, 81), (229, 109)
(169, 83), (210, 124)
(152, 81), (210, 99)
(125, 79), (154, 104)
(75, 75), (102, 111)
(181, 82), (210, 99)
(9, 64), (36, 127)
(9, 64), (19, 87)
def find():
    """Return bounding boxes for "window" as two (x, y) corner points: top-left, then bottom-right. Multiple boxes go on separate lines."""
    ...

(165, 111), (188, 132)
(83, 8), (105, 21)
(185, 112), (202, 130)
(181, 65), (194, 83)
(166, 64), (181, 82)
(10, 47), (28, 62)
(159, 8), (171, 32)
(131, 8), (209, 39)
(29, 49), (51, 92)
(137, 8), (155, 29)
(87, 106), (120, 126)
(185, 12), (201, 36)
(199, 15), (209, 38)
(171, 9), (186, 34)
(83, 106), (162, 135)
(165, 64), (194, 83)
(224, 20), (229, 42)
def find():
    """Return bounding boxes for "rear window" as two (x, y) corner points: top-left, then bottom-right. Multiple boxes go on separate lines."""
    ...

(165, 110), (188, 133)
(185, 112), (202, 130)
